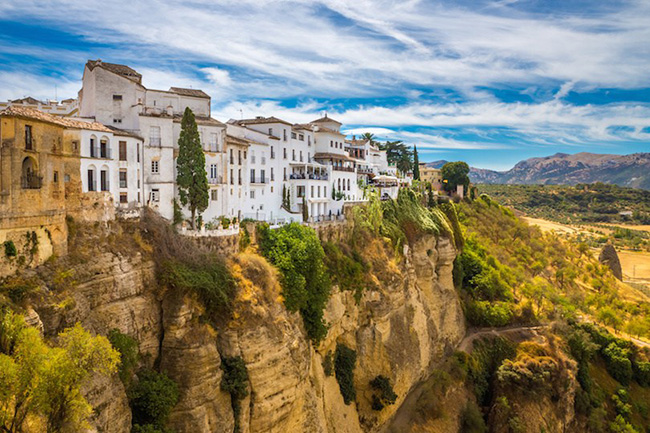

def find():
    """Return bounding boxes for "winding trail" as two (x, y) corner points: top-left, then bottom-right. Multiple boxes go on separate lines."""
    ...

(457, 324), (548, 353)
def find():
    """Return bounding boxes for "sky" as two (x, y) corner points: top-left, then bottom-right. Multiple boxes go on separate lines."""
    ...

(1, 0), (649, 170)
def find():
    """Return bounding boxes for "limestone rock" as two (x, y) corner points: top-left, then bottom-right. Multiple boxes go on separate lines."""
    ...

(599, 243), (623, 280)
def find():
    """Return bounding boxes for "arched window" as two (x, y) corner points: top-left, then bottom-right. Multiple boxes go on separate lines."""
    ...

(89, 134), (98, 158)
(100, 165), (110, 191)
(21, 156), (41, 189)
(99, 136), (110, 159)
(87, 164), (97, 191)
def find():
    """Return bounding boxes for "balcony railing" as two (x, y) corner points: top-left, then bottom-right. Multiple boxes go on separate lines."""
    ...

(150, 137), (161, 146)
(288, 173), (329, 181)
(250, 177), (267, 184)
(21, 173), (43, 189)
(90, 147), (112, 159)
(333, 166), (355, 172)
(209, 176), (224, 184)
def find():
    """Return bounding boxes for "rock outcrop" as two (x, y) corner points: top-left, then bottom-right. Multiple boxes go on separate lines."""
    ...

(28, 223), (464, 433)
(599, 243), (623, 280)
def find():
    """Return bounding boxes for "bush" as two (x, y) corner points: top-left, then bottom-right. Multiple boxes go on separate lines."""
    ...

(220, 356), (249, 433)
(465, 300), (513, 327)
(3, 241), (17, 258)
(460, 401), (487, 433)
(633, 360), (650, 387)
(322, 242), (368, 303)
(602, 342), (633, 386)
(369, 375), (397, 411)
(129, 369), (179, 429)
(160, 259), (235, 325)
(108, 329), (139, 386)
(334, 343), (357, 405)
(257, 223), (330, 342)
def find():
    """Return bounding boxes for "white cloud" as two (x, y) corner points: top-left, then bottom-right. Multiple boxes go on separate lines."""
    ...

(342, 127), (396, 137)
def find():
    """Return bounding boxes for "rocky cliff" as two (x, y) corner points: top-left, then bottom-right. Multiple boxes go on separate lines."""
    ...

(23, 218), (465, 433)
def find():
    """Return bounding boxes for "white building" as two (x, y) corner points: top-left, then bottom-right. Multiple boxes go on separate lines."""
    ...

(0, 97), (79, 117)
(78, 59), (227, 221)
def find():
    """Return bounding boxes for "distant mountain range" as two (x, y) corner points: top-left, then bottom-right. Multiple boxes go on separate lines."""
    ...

(427, 152), (650, 190)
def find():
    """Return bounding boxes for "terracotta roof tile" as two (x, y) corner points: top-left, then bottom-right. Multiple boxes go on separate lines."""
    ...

(0, 106), (112, 133)
(236, 116), (292, 126)
(169, 87), (210, 99)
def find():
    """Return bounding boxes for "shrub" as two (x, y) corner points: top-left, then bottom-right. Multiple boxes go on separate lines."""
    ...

(334, 343), (357, 405)
(220, 356), (249, 433)
(602, 342), (633, 386)
(129, 369), (179, 430)
(633, 360), (650, 387)
(159, 259), (235, 324)
(0, 276), (39, 305)
(3, 241), (17, 258)
(257, 223), (330, 342)
(322, 242), (368, 303)
(369, 375), (397, 411)
(460, 401), (487, 433)
(465, 300), (513, 327)
(108, 329), (139, 386)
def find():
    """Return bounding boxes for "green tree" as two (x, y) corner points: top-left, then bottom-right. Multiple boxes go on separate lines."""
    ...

(129, 369), (179, 430)
(302, 196), (309, 222)
(176, 107), (209, 229)
(0, 311), (119, 433)
(441, 161), (470, 194)
(381, 140), (413, 174)
(360, 132), (378, 146)
(413, 145), (420, 180)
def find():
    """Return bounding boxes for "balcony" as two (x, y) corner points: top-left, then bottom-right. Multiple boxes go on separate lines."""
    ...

(150, 137), (161, 146)
(288, 173), (329, 181)
(21, 173), (43, 189)
(90, 146), (112, 159)
(250, 177), (267, 184)
(209, 176), (224, 185)
(333, 166), (355, 172)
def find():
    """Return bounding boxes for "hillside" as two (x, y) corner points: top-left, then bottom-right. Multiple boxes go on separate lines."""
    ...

(2, 192), (650, 432)
(428, 152), (650, 189)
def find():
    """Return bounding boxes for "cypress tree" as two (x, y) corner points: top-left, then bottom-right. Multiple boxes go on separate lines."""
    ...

(413, 145), (420, 180)
(176, 107), (209, 229)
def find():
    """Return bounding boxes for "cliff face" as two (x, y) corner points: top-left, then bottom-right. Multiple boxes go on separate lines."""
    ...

(28, 227), (465, 433)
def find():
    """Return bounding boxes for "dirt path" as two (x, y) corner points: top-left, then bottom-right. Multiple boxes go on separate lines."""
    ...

(457, 324), (548, 353)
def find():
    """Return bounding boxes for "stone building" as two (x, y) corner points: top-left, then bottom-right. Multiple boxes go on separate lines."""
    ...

(0, 107), (79, 275)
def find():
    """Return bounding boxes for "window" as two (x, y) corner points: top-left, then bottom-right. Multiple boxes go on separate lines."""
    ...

(250, 190), (255, 199)
(292, 149), (296, 161)
(210, 133), (218, 152)
(100, 170), (109, 191)
(211, 189), (218, 201)
(271, 146), (275, 159)
(119, 170), (127, 188)
(308, 152), (311, 162)
(100, 139), (109, 158)
(299, 133), (304, 141)
(250, 169), (255, 183)
(283, 167), (287, 180)
(318, 185), (321, 197)
(53, 171), (59, 183)
(151, 160), (159, 174)
(270, 167), (274, 181)
(230, 169), (234, 185)
(136, 143), (140, 162)
(230, 149), (234, 164)
(151, 189), (160, 202)
(291, 132), (297, 139)
(324, 186), (326, 197)
(210, 164), (217, 180)
(88, 170), (95, 191)
(120, 193), (128, 203)
(149, 126), (161, 146)
(310, 185), (314, 198)
(64, 174), (71, 182)
(113, 118), (122, 124)
(283, 130), (287, 141)
(119, 141), (127, 161)
(300, 151), (303, 162)
(238, 150), (242, 165)
(297, 186), (305, 197)
(113, 94), (123, 101)
(283, 148), (287, 159)
(330, 140), (333, 147)
(268, 128), (273, 136)
(24, 125), (33, 150)
(260, 169), (265, 183)
(238, 169), (242, 185)
(89, 138), (95, 157)
(347, 179), (350, 190)
(308, 136), (311, 146)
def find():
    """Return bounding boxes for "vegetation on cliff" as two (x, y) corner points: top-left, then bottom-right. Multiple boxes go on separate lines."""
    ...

(257, 222), (331, 342)
(456, 195), (650, 339)
(0, 309), (119, 433)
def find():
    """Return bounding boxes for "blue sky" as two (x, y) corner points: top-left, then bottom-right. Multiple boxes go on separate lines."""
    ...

(1, 0), (649, 170)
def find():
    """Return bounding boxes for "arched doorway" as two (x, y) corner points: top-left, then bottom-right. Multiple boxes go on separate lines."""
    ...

(21, 157), (41, 189)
